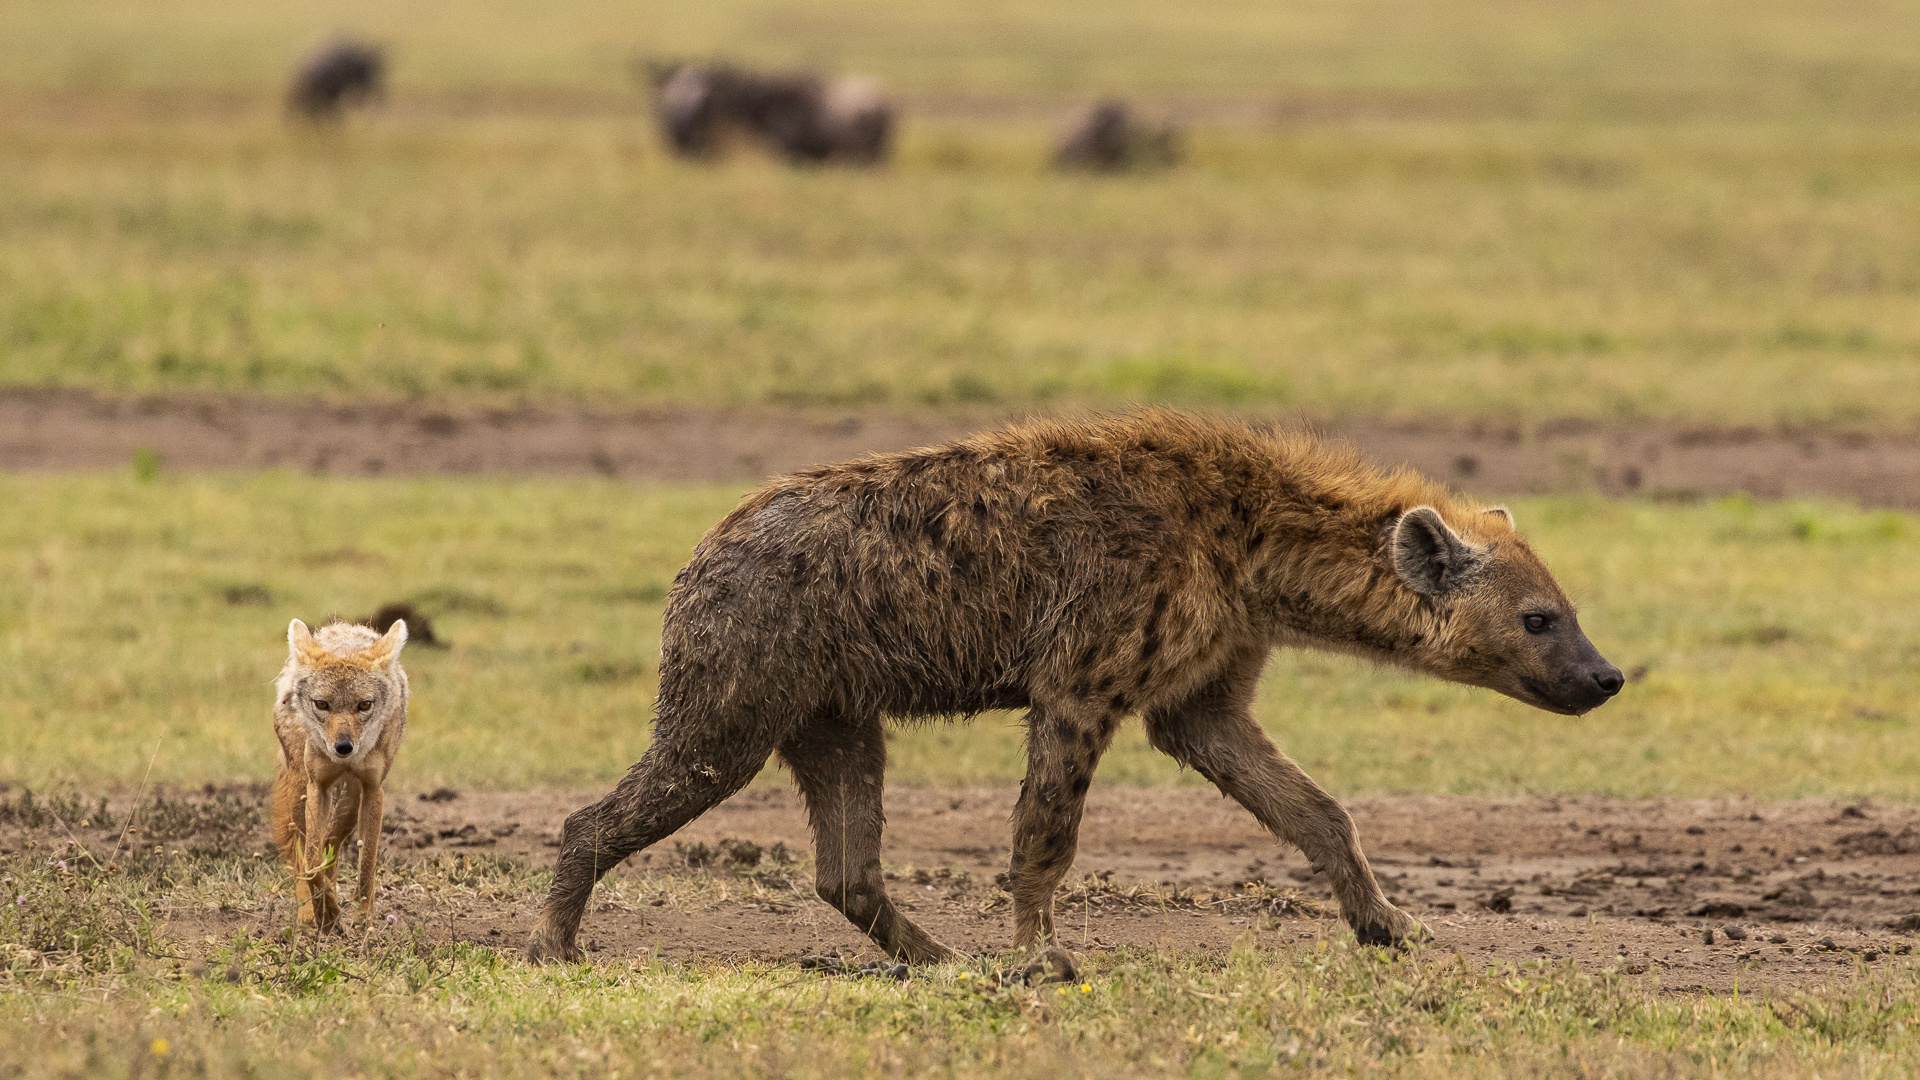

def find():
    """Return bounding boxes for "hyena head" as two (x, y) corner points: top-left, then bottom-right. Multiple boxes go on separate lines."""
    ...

(1391, 506), (1623, 716)
(286, 619), (408, 761)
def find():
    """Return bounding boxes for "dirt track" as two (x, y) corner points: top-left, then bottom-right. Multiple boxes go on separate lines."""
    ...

(11, 390), (1920, 507)
(16, 784), (1919, 995)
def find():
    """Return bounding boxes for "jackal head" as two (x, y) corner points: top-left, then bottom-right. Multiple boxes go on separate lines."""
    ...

(1391, 506), (1623, 716)
(285, 618), (408, 761)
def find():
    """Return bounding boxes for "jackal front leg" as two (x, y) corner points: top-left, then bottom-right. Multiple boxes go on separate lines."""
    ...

(302, 777), (341, 932)
(355, 780), (384, 925)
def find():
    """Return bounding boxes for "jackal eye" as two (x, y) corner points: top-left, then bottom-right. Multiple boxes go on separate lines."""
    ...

(1523, 614), (1552, 634)
(356, 700), (373, 713)
(312, 698), (330, 711)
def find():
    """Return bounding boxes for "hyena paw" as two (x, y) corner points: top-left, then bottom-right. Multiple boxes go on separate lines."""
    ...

(312, 897), (343, 934)
(1350, 904), (1429, 949)
(524, 932), (585, 965)
(1020, 947), (1079, 985)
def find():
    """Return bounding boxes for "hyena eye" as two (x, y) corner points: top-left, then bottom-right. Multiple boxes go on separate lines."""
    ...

(1523, 614), (1551, 634)
(312, 698), (331, 711)
(356, 700), (373, 713)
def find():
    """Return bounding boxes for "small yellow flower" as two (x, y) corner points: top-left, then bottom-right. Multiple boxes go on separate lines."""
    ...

(1079, 983), (1092, 993)
(150, 1039), (170, 1058)
(1056, 986), (1067, 995)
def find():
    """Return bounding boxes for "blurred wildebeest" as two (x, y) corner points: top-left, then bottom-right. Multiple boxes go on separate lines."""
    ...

(1053, 99), (1182, 172)
(288, 40), (385, 122)
(646, 61), (892, 165)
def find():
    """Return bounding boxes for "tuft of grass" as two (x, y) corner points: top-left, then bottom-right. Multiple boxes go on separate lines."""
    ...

(4, 902), (1920, 1078)
(4, 473), (1920, 799)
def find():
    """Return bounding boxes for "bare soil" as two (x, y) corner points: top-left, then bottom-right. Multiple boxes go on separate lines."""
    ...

(10, 390), (1920, 507)
(13, 783), (1920, 994)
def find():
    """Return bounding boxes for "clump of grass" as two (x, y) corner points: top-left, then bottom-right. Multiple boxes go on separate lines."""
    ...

(5, 921), (1920, 1078)
(0, 787), (112, 829)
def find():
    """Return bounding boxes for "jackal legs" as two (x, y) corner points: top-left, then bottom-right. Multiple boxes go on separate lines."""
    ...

(290, 773), (372, 933)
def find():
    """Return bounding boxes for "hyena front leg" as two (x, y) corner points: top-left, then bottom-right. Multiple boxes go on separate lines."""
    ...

(1145, 667), (1424, 948)
(780, 713), (954, 964)
(1007, 699), (1122, 950)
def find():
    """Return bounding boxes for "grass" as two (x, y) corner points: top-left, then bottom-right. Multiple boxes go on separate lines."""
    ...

(4, 840), (1920, 1079)
(3, 829), (1920, 1080)
(3, 469), (1918, 799)
(3, 0), (1920, 424)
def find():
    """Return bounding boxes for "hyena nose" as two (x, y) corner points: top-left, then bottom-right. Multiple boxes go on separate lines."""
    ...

(1592, 665), (1625, 697)
(334, 739), (354, 756)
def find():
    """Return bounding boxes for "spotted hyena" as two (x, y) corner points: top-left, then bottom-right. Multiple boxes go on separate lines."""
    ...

(526, 411), (1622, 963)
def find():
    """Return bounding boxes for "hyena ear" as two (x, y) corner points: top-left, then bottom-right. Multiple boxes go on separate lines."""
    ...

(1483, 506), (1514, 529)
(288, 619), (332, 665)
(359, 619), (408, 667)
(1392, 506), (1484, 597)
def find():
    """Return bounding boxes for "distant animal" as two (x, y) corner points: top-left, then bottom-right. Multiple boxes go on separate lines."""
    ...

(1053, 99), (1181, 172)
(272, 618), (409, 932)
(647, 61), (892, 165)
(359, 602), (443, 648)
(525, 411), (1622, 966)
(288, 40), (385, 122)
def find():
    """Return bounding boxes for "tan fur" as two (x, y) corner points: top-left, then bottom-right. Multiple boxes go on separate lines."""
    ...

(272, 618), (409, 932)
(527, 410), (1620, 963)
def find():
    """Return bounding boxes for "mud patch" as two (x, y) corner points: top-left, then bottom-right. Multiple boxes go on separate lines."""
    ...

(10, 391), (1920, 508)
(8, 783), (1920, 994)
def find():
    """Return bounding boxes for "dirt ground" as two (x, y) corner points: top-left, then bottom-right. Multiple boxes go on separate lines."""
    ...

(11, 389), (1920, 507)
(13, 783), (1919, 995)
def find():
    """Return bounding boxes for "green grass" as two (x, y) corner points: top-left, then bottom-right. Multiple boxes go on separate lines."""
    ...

(10, 947), (1920, 1080)
(8, 783), (1920, 1080)
(4, 470), (1918, 799)
(3, 0), (1920, 424)
(4, 842), (1919, 1080)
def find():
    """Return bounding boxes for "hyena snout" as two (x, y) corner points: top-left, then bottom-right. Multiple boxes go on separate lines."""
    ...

(1527, 644), (1625, 715)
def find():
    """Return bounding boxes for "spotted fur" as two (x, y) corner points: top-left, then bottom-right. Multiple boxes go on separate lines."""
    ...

(527, 410), (1620, 963)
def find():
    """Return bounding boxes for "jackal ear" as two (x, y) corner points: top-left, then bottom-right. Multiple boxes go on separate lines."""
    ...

(1483, 506), (1514, 529)
(1392, 506), (1484, 597)
(288, 619), (331, 665)
(359, 619), (408, 667)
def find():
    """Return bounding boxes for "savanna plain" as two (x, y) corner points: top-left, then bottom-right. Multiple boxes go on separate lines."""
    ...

(7, 0), (1920, 1076)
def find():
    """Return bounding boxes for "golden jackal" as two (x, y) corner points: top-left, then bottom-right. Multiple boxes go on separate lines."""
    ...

(271, 618), (409, 931)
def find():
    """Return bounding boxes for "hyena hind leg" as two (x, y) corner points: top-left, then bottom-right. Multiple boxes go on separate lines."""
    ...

(526, 729), (776, 964)
(779, 714), (955, 965)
